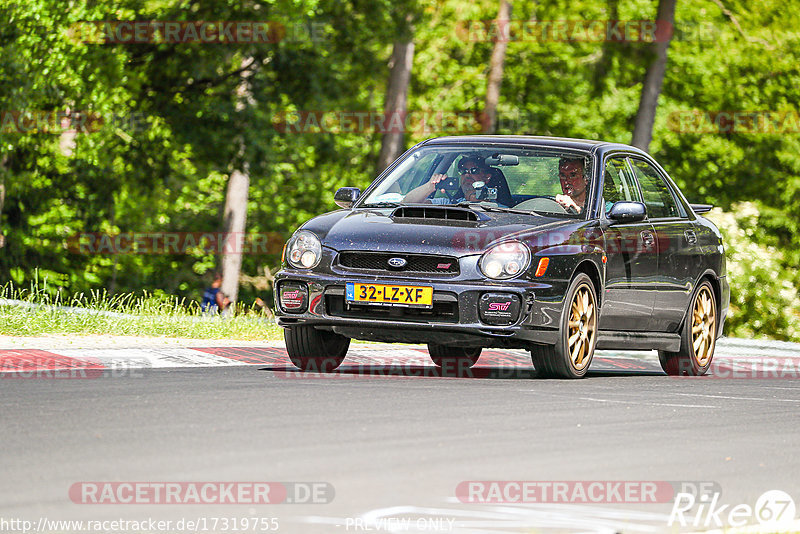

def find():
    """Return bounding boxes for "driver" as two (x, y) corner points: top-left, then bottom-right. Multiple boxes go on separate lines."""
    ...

(403, 156), (504, 205)
(555, 157), (589, 214)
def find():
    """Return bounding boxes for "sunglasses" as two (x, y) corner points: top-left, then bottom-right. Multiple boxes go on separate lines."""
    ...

(459, 166), (485, 175)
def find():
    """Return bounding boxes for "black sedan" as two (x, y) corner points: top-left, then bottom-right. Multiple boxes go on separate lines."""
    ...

(274, 136), (729, 378)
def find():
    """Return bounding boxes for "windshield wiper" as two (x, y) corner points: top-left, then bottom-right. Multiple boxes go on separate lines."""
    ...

(360, 202), (402, 208)
(360, 201), (437, 208)
(454, 201), (540, 216)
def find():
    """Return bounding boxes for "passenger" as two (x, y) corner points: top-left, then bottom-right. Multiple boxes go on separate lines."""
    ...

(555, 157), (589, 214)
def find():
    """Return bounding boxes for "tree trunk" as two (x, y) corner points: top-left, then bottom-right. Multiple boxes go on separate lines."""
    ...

(0, 178), (5, 249)
(592, 0), (620, 96)
(482, 0), (512, 134)
(376, 37), (415, 174)
(219, 58), (256, 309)
(220, 166), (249, 307)
(631, 0), (677, 152)
(0, 155), (6, 249)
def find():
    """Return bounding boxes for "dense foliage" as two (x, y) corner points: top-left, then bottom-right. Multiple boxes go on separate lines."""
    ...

(1, 0), (798, 339)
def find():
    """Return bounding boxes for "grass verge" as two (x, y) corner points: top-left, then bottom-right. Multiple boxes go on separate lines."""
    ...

(0, 281), (283, 341)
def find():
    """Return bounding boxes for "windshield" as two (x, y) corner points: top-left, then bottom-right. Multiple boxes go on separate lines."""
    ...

(358, 145), (594, 216)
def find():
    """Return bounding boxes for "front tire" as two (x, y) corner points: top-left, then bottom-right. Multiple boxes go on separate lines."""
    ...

(285, 326), (350, 372)
(658, 280), (717, 376)
(427, 344), (481, 369)
(530, 273), (598, 379)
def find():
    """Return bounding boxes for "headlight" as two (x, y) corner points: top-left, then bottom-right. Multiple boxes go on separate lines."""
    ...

(286, 231), (322, 269)
(479, 241), (530, 280)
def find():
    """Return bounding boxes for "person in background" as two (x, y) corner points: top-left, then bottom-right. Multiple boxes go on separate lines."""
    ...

(201, 272), (230, 313)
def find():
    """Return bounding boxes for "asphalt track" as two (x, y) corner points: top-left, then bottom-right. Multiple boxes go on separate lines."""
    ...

(2, 338), (800, 533)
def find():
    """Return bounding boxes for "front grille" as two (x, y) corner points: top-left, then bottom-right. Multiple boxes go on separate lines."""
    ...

(325, 290), (458, 323)
(337, 251), (459, 275)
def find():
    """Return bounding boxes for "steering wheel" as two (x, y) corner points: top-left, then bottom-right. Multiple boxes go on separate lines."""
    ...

(513, 196), (569, 213)
(444, 185), (465, 203)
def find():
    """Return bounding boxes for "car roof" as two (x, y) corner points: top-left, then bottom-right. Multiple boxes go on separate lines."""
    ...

(420, 135), (649, 157)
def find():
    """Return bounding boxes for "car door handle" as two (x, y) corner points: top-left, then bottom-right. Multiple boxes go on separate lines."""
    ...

(641, 230), (655, 248)
(684, 230), (697, 244)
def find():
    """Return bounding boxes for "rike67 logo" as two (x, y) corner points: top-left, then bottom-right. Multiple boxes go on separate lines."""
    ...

(670, 489), (797, 529)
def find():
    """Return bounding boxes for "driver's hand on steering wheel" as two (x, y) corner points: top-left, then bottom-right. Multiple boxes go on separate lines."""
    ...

(555, 194), (581, 214)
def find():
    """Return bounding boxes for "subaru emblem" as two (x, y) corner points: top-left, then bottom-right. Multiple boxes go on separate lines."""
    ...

(387, 257), (407, 268)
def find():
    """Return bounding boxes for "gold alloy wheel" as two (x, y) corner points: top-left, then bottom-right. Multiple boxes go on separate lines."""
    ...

(567, 285), (596, 371)
(691, 286), (716, 367)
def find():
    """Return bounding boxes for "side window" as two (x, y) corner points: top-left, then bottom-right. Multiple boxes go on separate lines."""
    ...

(603, 157), (641, 214)
(368, 152), (439, 202)
(402, 152), (439, 191)
(630, 159), (681, 219)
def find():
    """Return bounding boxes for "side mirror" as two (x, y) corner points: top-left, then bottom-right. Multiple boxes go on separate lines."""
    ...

(690, 203), (713, 214)
(334, 187), (361, 209)
(607, 201), (647, 223)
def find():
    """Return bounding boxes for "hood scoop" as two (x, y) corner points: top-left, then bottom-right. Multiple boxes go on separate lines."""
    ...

(391, 206), (487, 222)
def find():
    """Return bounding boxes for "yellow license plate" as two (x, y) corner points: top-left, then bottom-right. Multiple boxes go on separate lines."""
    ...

(346, 282), (433, 307)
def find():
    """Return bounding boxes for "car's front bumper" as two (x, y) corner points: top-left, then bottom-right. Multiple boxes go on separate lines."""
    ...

(274, 269), (568, 347)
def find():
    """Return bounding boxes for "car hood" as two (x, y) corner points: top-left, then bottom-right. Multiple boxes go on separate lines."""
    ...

(300, 207), (588, 256)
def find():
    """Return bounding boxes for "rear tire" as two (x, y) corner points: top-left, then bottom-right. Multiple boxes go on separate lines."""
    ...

(658, 280), (717, 376)
(427, 344), (481, 369)
(530, 273), (598, 379)
(284, 326), (349, 372)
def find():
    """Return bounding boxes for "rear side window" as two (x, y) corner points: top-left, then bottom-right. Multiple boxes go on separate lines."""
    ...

(630, 159), (682, 219)
(603, 157), (641, 214)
